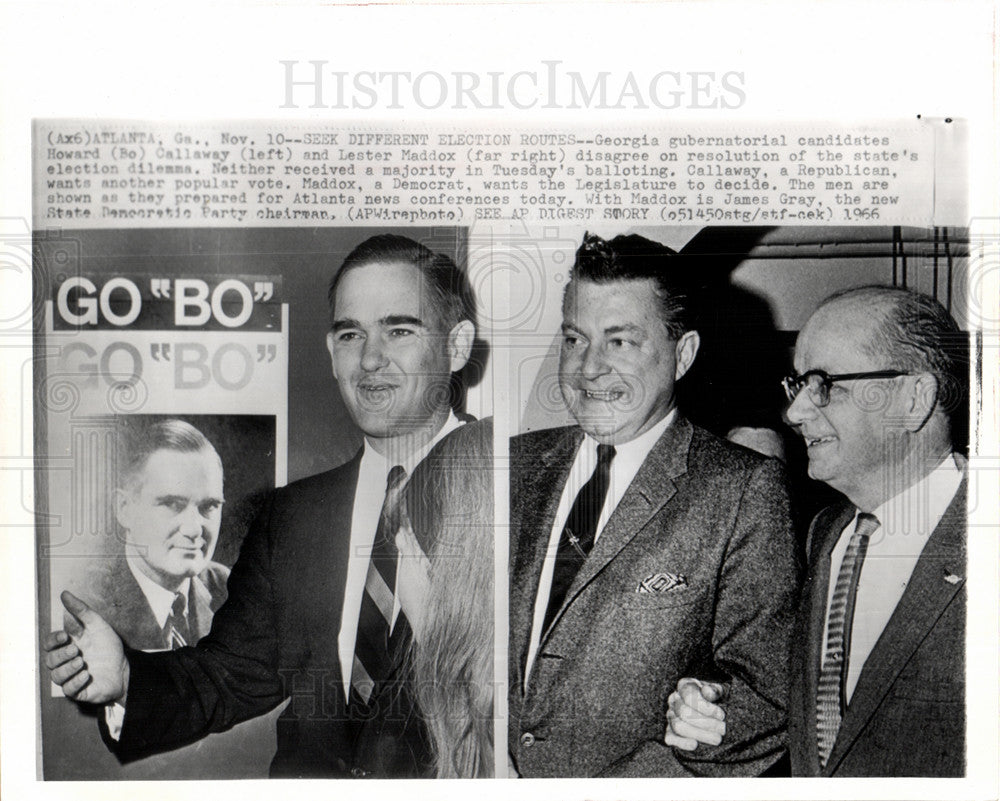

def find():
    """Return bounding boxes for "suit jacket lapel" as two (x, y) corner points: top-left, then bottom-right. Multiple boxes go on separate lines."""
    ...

(291, 449), (361, 701)
(189, 575), (215, 641)
(510, 428), (583, 686)
(327, 451), (362, 687)
(115, 560), (172, 650)
(541, 417), (693, 642)
(825, 481), (967, 773)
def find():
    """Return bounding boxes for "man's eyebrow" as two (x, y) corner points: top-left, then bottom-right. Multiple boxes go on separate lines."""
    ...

(331, 315), (427, 332)
(604, 324), (644, 337)
(561, 322), (583, 334)
(331, 318), (361, 333)
(154, 494), (187, 504)
(380, 315), (425, 328)
(155, 493), (225, 505)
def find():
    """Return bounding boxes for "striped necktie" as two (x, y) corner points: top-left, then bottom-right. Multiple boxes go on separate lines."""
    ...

(816, 512), (880, 768)
(165, 590), (191, 650)
(350, 464), (407, 706)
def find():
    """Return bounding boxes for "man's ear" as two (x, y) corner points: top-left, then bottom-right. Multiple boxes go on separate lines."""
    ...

(447, 320), (475, 373)
(674, 330), (701, 381)
(325, 331), (338, 379)
(905, 372), (939, 432)
(114, 488), (131, 531)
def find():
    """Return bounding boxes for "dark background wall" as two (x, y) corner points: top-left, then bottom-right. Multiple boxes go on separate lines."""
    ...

(518, 225), (971, 534)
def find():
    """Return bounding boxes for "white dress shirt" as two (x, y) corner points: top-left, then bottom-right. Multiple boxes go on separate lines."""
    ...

(105, 557), (192, 736)
(821, 453), (963, 702)
(524, 410), (676, 687)
(337, 413), (462, 697)
(109, 413), (463, 735)
(125, 552), (190, 631)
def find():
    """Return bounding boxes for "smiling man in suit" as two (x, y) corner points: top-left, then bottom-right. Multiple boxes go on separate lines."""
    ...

(89, 419), (230, 653)
(666, 285), (967, 777)
(43, 233), (478, 778)
(508, 232), (800, 778)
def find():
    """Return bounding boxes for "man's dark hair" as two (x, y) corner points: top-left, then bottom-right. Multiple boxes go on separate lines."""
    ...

(327, 234), (476, 334)
(568, 232), (698, 339)
(118, 418), (221, 491)
(819, 285), (967, 419)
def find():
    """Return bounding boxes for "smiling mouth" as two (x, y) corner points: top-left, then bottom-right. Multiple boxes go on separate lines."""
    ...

(582, 389), (626, 402)
(357, 382), (399, 399)
(804, 435), (837, 447)
(171, 545), (206, 558)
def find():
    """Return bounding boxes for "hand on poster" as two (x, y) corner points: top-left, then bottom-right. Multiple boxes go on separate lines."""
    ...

(43, 591), (129, 705)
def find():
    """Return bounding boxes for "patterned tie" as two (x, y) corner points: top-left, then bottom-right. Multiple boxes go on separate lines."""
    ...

(165, 591), (191, 650)
(816, 512), (880, 768)
(351, 465), (407, 705)
(543, 443), (616, 633)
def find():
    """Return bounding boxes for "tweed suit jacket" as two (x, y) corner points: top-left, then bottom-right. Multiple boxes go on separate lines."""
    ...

(788, 481), (967, 777)
(509, 417), (800, 778)
(102, 450), (432, 778)
(87, 557), (229, 651)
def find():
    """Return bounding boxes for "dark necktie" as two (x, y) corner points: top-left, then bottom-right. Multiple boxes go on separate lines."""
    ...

(543, 443), (616, 633)
(816, 512), (880, 768)
(165, 591), (191, 650)
(351, 465), (408, 706)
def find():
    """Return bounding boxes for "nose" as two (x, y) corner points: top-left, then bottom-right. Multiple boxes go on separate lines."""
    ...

(360, 335), (389, 372)
(177, 506), (204, 541)
(785, 387), (818, 426)
(580, 344), (609, 381)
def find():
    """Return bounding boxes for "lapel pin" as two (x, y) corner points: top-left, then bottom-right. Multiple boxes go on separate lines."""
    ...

(943, 572), (961, 585)
(637, 572), (687, 594)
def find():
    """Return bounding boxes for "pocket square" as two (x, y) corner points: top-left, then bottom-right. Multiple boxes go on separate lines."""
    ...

(637, 572), (687, 594)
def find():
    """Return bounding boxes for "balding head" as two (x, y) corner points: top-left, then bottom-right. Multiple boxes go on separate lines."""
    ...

(815, 286), (963, 427)
(787, 286), (963, 510)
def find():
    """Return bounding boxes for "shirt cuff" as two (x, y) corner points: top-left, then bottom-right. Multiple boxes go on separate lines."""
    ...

(104, 701), (126, 741)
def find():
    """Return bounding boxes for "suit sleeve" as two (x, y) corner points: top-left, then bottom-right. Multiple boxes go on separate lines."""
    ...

(601, 458), (801, 777)
(101, 493), (286, 760)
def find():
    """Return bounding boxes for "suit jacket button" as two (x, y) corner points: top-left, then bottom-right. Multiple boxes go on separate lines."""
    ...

(520, 732), (535, 747)
(350, 767), (369, 778)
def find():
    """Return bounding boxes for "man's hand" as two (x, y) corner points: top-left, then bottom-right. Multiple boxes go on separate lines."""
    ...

(664, 677), (727, 751)
(43, 591), (129, 705)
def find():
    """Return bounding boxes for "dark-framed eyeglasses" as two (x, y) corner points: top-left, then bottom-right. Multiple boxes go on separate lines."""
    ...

(781, 369), (912, 407)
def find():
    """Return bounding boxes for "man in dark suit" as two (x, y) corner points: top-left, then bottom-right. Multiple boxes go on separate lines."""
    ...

(43, 234), (478, 778)
(87, 558), (228, 652)
(88, 419), (230, 652)
(508, 232), (799, 778)
(73, 418), (281, 779)
(666, 286), (967, 777)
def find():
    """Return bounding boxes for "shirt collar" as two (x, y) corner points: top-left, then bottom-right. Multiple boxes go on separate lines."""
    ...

(869, 452), (963, 539)
(582, 408), (677, 461)
(360, 412), (463, 479)
(125, 552), (191, 629)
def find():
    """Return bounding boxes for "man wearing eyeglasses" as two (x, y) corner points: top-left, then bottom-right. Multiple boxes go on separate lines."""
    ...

(666, 285), (967, 777)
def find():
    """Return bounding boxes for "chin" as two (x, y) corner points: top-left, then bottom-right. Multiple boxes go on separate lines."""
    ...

(574, 414), (613, 433)
(172, 559), (205, 577)
(806, 461), (838, 486)
(577, 421), (624, 443)
(568, 406), (616, 432)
